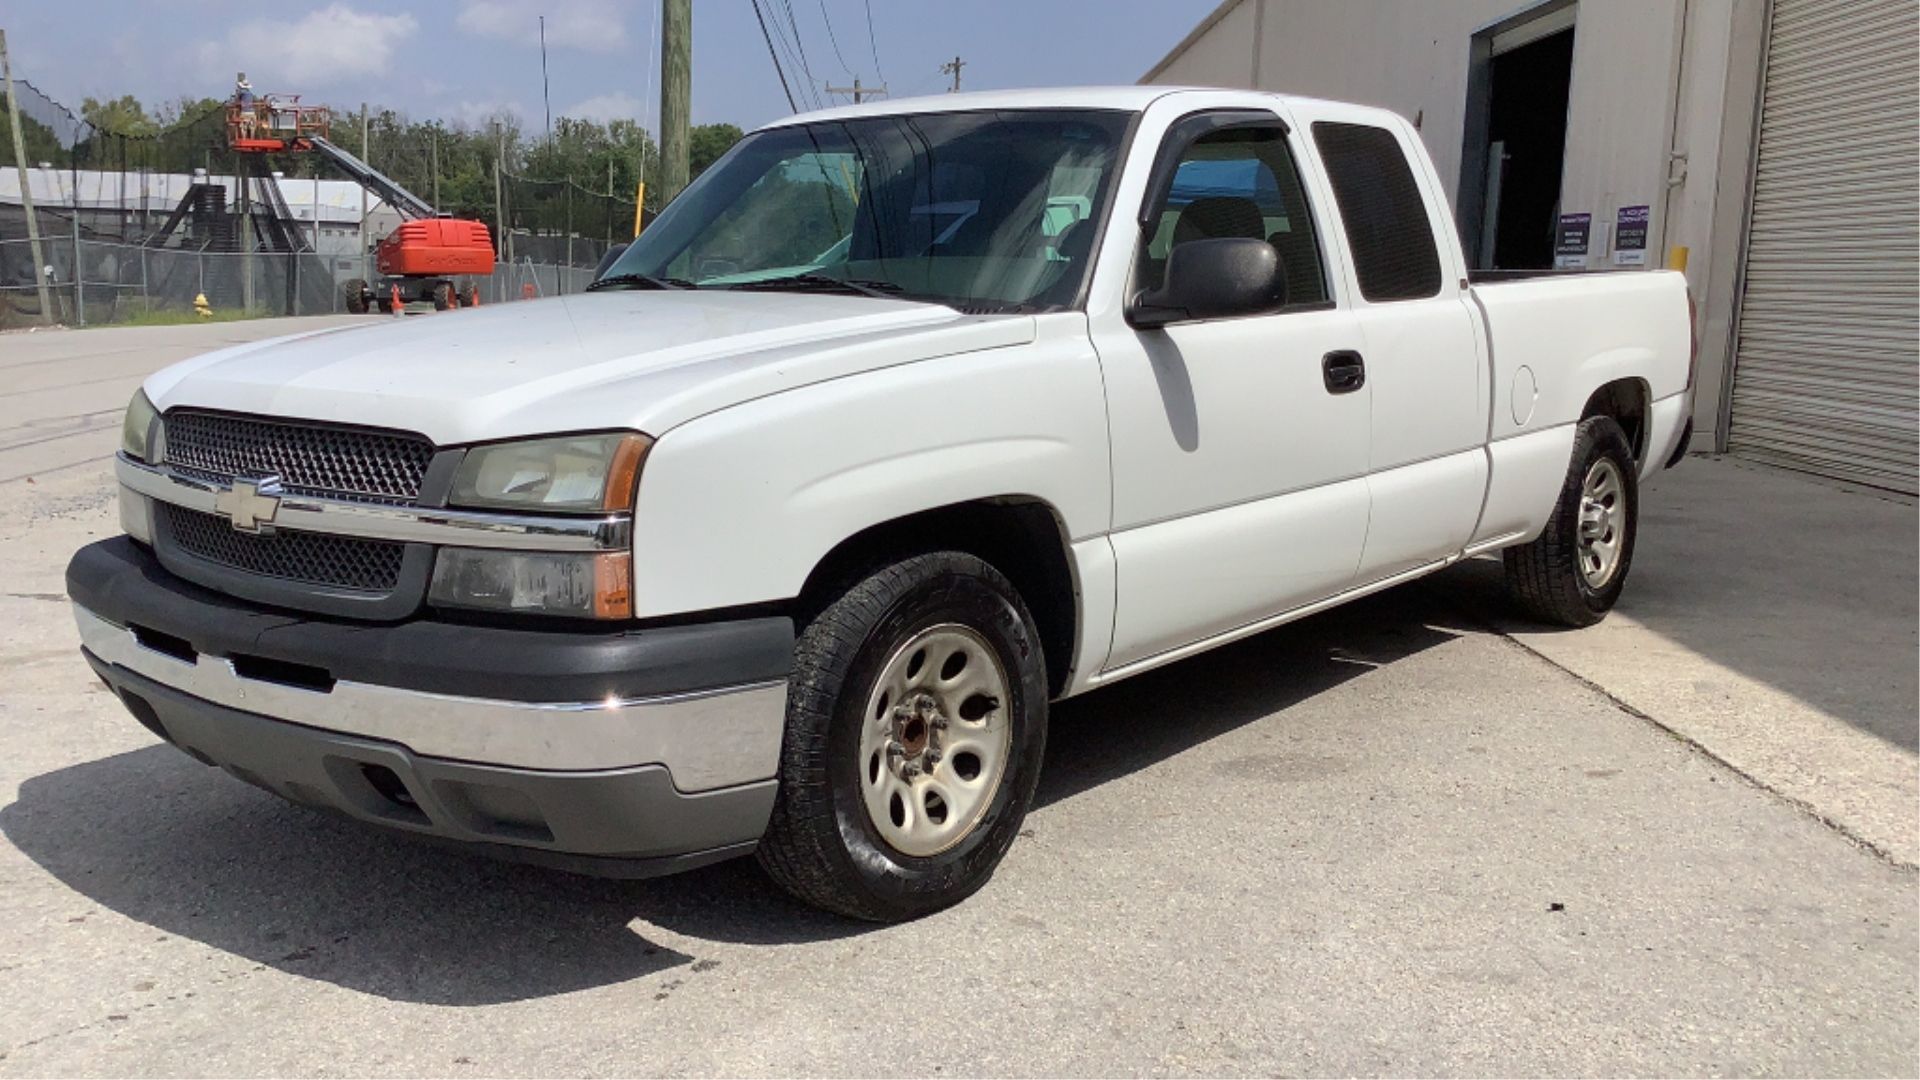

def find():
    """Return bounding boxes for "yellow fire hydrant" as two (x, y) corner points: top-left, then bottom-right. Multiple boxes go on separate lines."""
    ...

(193, 293), (212, 319)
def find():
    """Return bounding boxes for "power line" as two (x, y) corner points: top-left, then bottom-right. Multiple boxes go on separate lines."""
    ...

(777, 0), (829, 110)
(750, 0), (800, 113)
(754, 0), (811, 108)
(817, 0), (856, 79)
(765, 2), (823, 110)
(637, 0), (659, 196)
(863, 0), (887, 85)
(780, 0), (815, 85)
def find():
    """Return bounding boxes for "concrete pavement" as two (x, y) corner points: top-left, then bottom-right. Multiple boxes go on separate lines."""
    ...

(0, 316), (365, 485)
(0, 318), (1913, 1075)
(1502, 458), (1919, 868)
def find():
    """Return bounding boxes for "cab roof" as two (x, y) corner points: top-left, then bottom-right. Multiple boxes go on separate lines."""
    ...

(754, 86), (1360, 131)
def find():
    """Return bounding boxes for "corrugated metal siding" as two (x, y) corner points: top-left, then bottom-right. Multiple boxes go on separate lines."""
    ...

(1728, 0), (1920, 492)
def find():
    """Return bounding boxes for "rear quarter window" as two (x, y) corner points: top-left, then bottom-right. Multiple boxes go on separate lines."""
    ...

(1311, 122), (1444, 302)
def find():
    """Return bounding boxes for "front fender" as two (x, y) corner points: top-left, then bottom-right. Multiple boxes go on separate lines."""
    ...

(629, 319), (1111, 618)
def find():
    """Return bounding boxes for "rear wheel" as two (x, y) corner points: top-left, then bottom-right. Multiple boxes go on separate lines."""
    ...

(1504, 414), (1638, 627)
(757, 552), (1048, 922)
(342, 279), (369, 315)
(432, 282), (454, 311)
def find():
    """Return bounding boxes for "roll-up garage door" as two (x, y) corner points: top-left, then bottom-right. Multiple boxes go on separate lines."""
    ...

(1728, 0), (1919, 492)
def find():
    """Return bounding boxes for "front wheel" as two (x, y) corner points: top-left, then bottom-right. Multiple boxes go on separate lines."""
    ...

(1504, 414), (1639, 627)
(758, 552), (1049, 922)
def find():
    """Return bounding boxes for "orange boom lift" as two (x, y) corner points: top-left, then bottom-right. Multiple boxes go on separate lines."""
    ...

(226, 87), (494, 312)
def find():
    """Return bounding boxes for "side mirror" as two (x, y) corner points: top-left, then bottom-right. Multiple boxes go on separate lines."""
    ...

(593, 243), (630, 278)
(1128, 237), (1286, 328)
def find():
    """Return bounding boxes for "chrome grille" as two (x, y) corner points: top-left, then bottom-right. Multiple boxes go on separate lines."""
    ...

(163, 410), (434, 504)
(159, 503), (405, 592)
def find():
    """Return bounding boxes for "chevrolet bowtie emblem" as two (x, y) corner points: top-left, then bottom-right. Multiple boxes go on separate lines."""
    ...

(214, 475), (284, 533)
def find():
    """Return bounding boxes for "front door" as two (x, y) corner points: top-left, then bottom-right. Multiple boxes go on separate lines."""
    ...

(1090, 109), (1371, 673)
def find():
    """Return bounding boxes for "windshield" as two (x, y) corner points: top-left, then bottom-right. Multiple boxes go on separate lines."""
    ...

(601, 109), (1133, 312)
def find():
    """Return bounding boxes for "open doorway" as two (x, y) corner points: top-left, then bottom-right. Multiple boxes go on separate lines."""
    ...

(1457, 1), (1577, 269)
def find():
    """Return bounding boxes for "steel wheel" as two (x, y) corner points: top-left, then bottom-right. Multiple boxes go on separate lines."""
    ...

(1577, 457), (1627, 589)
(857, 623), (1012, 857)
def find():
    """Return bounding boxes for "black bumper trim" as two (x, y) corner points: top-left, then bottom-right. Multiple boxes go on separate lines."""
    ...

(1665, 417), (1694, 470)
(68, 536), (794, 703)
(91, 654), (775, 870)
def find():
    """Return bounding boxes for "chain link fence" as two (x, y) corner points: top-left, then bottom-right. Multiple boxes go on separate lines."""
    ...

(1, 236), (603, 329)
(3, 82), (627, 329)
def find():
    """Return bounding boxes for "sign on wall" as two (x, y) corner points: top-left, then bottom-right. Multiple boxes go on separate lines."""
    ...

(1614, 205), (1650, 266)
(1553, 212), (1591, 269)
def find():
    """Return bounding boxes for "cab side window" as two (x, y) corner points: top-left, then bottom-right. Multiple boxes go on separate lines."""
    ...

(1136, 125), (1330, 310)
(1309, 121), (1443, 302)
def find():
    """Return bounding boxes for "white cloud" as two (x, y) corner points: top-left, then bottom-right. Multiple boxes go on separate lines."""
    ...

(457, 0), (630, 54)
(199, 5), (419, 84)
(561, 93), (646, 125)
(445, 99), (532, 130)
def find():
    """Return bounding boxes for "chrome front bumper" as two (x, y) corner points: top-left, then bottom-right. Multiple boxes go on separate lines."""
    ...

(74, 604), (787, 789)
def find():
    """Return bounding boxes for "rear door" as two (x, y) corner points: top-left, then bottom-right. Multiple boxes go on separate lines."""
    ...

(1301, 113), (1489, 581)
(1089, 105), (1372, 673)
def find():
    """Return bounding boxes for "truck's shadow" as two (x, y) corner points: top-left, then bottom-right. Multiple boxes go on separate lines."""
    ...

(2, 568), (1484, 1006)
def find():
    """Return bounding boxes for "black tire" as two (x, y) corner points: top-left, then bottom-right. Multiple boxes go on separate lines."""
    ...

(342, 279), (369, 315)
(757, 552), (1049, 922)
(431, 282), (453, 311)
(1504, 414), (1639, 627)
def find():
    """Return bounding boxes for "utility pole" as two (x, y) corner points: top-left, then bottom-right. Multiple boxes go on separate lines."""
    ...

(0, 30), (54, 324)
(942, 56), (966, 93)
(430, 127), (439, 211)
(357, 104), (368, 265)
(659, 0), (691, 205)
(493, 125), (508, 263)
(238, 161), (255, 313)
(825, 77), (886, 104)
(539, 15), (552, 146)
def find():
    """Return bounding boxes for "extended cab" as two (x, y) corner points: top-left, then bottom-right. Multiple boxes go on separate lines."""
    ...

(68, 88), (1693, 921)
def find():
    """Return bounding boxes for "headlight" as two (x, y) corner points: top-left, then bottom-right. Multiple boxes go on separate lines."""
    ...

(122, 390), (159, 462)
(429, 549), (632, 619)
(449, 433), (650, 512)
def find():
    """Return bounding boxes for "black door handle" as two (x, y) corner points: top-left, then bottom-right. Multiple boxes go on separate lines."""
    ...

(1323, 350), (1366, 394)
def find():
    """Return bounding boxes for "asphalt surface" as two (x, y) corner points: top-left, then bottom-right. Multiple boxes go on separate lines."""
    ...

(1, 316), (1914, 1076)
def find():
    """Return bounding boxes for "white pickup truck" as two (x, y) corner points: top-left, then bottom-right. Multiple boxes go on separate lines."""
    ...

(69, 88), (1693, 921)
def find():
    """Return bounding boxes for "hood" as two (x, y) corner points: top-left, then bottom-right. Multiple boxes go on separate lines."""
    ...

(145, 290), (1034, 445)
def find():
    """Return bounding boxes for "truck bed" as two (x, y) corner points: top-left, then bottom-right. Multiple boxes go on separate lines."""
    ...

(1468, 266), (1637, 284)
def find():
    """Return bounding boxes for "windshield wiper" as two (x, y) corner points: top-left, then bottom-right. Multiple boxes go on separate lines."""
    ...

(586, 273), (693, 292)
(725, 273), (905, 300)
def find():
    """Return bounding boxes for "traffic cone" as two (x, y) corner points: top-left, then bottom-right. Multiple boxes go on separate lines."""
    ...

(390, 283), (403, 316)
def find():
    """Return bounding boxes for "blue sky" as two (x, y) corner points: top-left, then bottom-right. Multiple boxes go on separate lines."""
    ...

(6, 1), (1220, 133)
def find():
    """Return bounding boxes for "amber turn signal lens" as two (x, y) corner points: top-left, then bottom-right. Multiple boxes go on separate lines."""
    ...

(602, 435), (651, 512)
(592, 552), (633, 619)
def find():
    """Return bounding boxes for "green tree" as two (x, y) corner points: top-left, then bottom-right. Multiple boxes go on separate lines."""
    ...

(0, 102), (67, 167)
(689, 123), (743, 179)
(80, 95), (156, 138)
